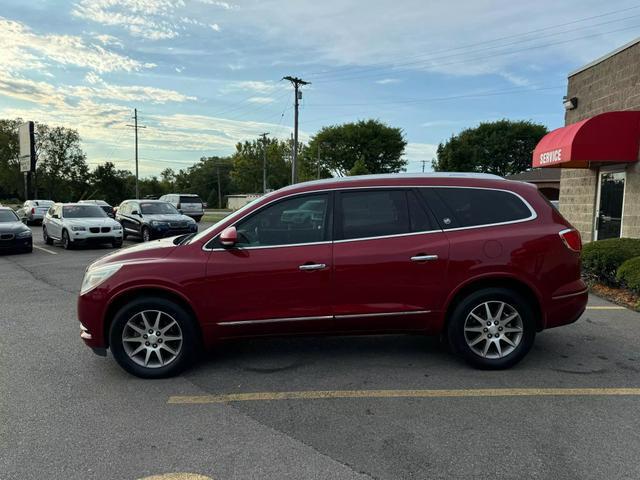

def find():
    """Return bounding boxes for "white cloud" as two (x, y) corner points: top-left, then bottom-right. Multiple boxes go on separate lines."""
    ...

(375, 78), (401, 85)
(210, 23), (221, 32)
(403, 143), (439, 172)
(247, 97), (275, 104)
(0, 17), (153, 74)
(196, 0), (236, 9)
(225, 80), (282, 94)
(73, 74), (196, 103)
(72, 0), (185, 40)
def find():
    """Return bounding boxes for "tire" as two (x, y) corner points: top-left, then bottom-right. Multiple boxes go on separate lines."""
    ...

(141, 227), (151, 242)
(109, 296), (199, 378)
(61, 229), (72, 250)
(122, 230), (128, 240)
(447, 287), (536, 370)
(194, 216), (202, 223)
(112, 239), (123, 248)
(23, 243), (33, 254)
(43, 226), (54, 245)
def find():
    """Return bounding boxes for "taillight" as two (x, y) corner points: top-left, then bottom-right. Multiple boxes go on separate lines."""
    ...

(559, 228), (582, 252)
(31, 207), (35, 214)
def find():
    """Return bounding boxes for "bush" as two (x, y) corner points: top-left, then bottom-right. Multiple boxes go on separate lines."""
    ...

(582, 238), (640, 285)
(617, 256), (640, 294)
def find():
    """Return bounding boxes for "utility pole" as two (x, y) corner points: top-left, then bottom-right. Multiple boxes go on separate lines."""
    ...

(217, 166), (221, 209)
(283, 76), (310, 184)
(317, 143), (321, 180)
(126, 108), (146, 199)
(421, 159), (427, 173)
(259, 132), (269, 193)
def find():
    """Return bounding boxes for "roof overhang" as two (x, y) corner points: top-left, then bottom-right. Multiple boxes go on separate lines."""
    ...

(532, 111), (640, 168)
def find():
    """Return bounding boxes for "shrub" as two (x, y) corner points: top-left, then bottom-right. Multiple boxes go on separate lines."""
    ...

(617, 256), (640, 294)
(581, 238), (640, 285)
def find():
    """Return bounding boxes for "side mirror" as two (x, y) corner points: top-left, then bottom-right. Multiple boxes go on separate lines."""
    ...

(131, 210), (139, 216)
(52, 214), (59, 219)
(220, 226), (237, 247)
(21, 217), (27, 224)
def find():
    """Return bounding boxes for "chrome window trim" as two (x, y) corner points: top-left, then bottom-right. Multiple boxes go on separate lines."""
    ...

(217, 310), (430, 326)
(202, 184), (538, 251)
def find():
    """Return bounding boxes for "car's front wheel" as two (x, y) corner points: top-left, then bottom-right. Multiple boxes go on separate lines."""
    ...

(141, 226), (151, 242)
(43, 226), (54, 245)
(447, 287), (536, 369)
(109, 297), (199, 378)
(61, 230), (72, 250)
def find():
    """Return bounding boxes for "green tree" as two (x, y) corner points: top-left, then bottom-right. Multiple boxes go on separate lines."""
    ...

(89, 162), (134, 204)
(303, 119), (407, 177)
(432, 119), (548, 176)
(0, 119), (22, 199)
(349, 157), (370, 176)
(36, 125), (90, 201)
(231, 137), (291, 193)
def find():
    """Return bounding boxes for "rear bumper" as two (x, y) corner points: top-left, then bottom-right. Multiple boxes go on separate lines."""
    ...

(544, 281), (588, 329)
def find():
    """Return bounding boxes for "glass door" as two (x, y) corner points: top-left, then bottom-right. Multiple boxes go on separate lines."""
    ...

(595, 170), (625, 240)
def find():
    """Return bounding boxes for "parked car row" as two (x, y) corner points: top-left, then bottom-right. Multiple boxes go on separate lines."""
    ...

(1, 194), (203, 253)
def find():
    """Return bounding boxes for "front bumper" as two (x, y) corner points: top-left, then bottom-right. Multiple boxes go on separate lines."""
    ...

(150, 224), (197, 238)
(0, 235), (32, 250)
(70, 229), (123, 244)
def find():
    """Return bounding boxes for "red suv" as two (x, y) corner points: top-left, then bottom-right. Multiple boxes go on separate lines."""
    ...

(78, 174), (587, 378)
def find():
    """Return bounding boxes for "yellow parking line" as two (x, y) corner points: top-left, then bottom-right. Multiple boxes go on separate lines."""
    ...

(33, 245), (57, 255)
(586, 306), (626, 310)
(168, 387), (640, 404)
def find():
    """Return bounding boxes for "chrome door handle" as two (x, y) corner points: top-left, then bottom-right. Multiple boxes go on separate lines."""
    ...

(299, 263), (327, 271)
(410, 254), (438, 262)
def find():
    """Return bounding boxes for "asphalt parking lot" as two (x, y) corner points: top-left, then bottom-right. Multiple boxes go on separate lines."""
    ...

(2, 225), (640, 480)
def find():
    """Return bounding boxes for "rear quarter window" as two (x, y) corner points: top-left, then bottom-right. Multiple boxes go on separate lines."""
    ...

(420, 187), (534, 229)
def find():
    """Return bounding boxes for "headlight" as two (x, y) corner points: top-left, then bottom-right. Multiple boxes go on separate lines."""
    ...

(80, 264), (122, 295)
(113, 224), (122, 230)
(72, 226), (86, 231)
(150, 220), (163, 226)
(16, 229), (32, 238)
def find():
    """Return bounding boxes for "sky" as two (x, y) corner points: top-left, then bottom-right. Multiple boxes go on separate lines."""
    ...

(1, 0), (639, 177)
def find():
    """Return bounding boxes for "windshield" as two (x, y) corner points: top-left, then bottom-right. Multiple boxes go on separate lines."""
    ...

(140, 202), (178, 215)
(63, 205), (107, 218)
(0, 210), (19, 222)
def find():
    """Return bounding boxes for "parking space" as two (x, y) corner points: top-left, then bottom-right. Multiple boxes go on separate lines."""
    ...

(2, 231), (640, 480)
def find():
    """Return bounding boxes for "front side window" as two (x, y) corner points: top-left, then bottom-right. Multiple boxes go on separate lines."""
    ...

(234, 193), (329, 247)
(338, 190), (410, 240)
(420, 187), (533, 229)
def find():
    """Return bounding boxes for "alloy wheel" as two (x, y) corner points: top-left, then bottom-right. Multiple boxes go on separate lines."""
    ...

(463, 301), (524, 359)
(122, 310), (183, 368)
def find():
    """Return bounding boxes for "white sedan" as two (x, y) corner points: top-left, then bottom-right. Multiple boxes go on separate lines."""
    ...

(42, 203), (123, 249)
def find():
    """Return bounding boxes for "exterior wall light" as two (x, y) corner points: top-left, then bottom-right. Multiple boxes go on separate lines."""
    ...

(563, 96), (578, 110)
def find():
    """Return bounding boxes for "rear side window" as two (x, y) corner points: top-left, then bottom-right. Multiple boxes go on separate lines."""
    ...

(338, 190), (409, 240)
(420, 187), (533, 229)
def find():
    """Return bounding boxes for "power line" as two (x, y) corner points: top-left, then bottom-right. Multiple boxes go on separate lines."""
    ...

(126, 108), (146, 199)
(306, 5), (640, 80)
(283, 76), (310, 184)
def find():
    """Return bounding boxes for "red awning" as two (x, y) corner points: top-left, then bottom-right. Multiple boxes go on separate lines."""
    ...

(532, 111), (640, 168)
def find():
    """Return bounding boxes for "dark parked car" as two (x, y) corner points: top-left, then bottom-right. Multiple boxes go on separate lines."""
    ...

(78, 173), (587, 378)
(116, 200), (197, 242)
(0, 207), (32, 253)
(79, 200), (115, 218)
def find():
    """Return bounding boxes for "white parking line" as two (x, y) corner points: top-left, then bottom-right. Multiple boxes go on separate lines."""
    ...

(33, 245), (58, 255)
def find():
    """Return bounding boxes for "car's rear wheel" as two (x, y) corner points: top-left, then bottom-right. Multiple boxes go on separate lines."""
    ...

(42, 226), (54, 245)
(61, 230), (72, 250)
(447, 287), (536, 369)
(109, 297), (198, 378)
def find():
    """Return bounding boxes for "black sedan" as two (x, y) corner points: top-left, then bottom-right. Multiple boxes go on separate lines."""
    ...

(0, 208), (32, 253)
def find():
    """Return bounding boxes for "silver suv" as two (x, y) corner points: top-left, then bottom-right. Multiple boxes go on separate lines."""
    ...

(16, 200), (54, 225)
(43, 203), (123, 249)
(159, 194), (204, 222)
